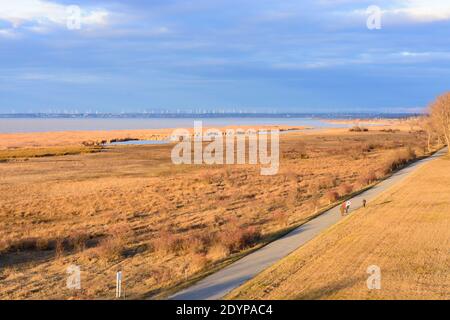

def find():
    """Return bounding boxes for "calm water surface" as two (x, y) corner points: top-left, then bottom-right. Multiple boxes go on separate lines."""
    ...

(0, 118), (348, 134)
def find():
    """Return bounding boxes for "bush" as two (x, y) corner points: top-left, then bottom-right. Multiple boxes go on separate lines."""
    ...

(206, 244), (229, 261)
(338, 183), (353, 196)
(380, 128), (399, 133)
(55, 237), (64, 259)
(152, 231), (184, 254)
(190, 254), (208, 272)
(384, 147), (417, 173)
(15, 238), (38, 251)
(325, 191), (339, 203)
(96, 225), (129, 261)
(36, 238), (50, 251)
(219, 226), (262, 252)
(239, 227), (262, 249)
(375, 169), (386, 180)
(361, 143), (376, 153)
(349, 126), (369, 132)
(69, 232), (89, 252)
(358, 171), (377, 186)
(0, 239), (10, 253)
(96, 236), (124, 261)
(184, 231), (216, 255)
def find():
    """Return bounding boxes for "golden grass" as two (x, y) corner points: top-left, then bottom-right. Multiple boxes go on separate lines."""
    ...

(0, 146), (101, 160)
(0, 129), (433, 299)
(0, 125), (306, 150)
(226, 156), (450, 300)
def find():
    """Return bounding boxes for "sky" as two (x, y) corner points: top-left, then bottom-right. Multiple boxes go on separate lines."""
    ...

(1, 0), (450, 113)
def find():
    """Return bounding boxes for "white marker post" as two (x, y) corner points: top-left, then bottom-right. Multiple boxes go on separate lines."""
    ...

(116, 271), (122, 299)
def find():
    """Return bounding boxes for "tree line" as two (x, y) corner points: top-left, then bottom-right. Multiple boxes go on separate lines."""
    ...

(419, 92), (450, 153)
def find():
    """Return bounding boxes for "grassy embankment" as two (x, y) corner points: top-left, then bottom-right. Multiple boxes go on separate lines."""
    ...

(227, 154), (450, 300)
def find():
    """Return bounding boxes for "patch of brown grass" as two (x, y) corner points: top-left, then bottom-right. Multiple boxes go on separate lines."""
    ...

(96, 225), (130, 261)
(0, 146), (101, 160)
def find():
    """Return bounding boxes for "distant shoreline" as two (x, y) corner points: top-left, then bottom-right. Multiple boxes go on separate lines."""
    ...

(0, 124), (313, 150)
(0, 115), (414, 149)
(0, 112), (421, 119)
(0, 117), (340, 134)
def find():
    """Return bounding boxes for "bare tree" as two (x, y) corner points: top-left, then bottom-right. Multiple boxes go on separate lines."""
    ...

(429, 92), (450, 153)
(418, 116), (438, 152)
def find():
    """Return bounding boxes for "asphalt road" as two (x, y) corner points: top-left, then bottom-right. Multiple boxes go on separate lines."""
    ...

(169, 148), (447, 300)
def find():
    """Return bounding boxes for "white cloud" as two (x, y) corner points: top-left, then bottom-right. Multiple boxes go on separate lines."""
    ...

(16, 71), (107, 84)
(0, 28), (19, 38)
(270, 49), (450, 71)
(351, 0), (450, 23)
(393, 0), (450, 22)
(0, 0), (109, 31)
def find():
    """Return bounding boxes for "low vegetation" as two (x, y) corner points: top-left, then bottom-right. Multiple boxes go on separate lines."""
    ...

(349, 126), (368, 132)
(0, 146), (101, 161)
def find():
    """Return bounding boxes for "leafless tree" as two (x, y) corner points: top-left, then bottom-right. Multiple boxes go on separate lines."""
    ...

(418, 116), (438, 152)
(428, 92), (450, 153)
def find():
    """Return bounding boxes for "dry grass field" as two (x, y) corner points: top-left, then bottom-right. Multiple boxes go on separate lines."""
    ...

(0, 126), (432, 299)
(0, 146), (101, 161)
(226, 155), (450, 300)
(0, 125), (306, 150)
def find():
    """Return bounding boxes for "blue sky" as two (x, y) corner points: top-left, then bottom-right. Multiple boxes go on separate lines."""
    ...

(1, 0), (450, 113)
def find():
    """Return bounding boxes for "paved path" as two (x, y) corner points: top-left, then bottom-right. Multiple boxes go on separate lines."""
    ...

(170, 148), (447, 300)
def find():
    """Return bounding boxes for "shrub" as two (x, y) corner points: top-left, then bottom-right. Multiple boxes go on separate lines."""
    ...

(11, 237), (38, 251)
(239, 227), (262, 249)
(149, 266), (174, 285)
(206, 243), (229, 261)
(96, 236), (124, 261)
(361, 143), (376, 153)
(384, 147), (417, 173)
(36, 238), (50, 251)
(152, 231), (184, 254)
(349, 126), (369, 132)
(190, 254), (208, 272)
(325, 191), (339, 203)
(184, 234), (208, 255)
(0, 239), (10, 253)
(358, 171), (377, 186)
(219, 226), (262, 252)
(70, 232), (89, 252)
(380, 128), (399, 133)
(96, 225), (130, 261)
(375, 169), (386, 180)
(55, 237), (64, 259)
(338, 183), (353, 196)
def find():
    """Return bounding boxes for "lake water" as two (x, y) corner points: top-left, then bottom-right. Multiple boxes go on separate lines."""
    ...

(0, 117), (348, 134)
(107, 128), (315, 146)
(108, 140), (171, 146)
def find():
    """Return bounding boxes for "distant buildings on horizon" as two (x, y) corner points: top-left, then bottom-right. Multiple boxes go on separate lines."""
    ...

(0, 111), (422, 119)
